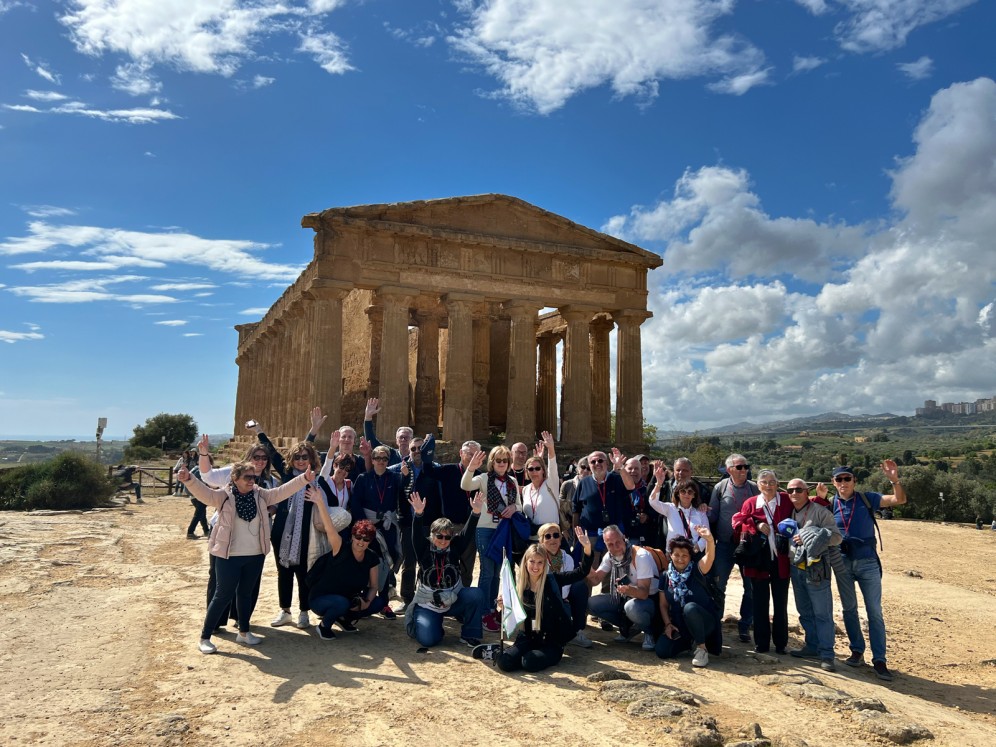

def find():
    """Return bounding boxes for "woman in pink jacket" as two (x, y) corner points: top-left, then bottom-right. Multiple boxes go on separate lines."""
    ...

(178, 461), (315, 654)
(731, 469), (793, 655)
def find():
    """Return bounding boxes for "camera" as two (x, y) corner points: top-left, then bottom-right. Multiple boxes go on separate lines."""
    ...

(245, 420), (257, 428)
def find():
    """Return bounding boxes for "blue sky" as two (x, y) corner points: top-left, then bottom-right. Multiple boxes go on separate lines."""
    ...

(1, 0), (994, 439)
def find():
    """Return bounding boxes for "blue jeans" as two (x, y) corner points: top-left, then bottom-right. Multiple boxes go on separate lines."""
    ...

(201, 553), (265, 639)
(790, 564), (835, 661)
(588, 594), (655, 634)
(711, 540), (753, 633)
(655, 601), (715, 658)
(309, 593), (386, 627)
(834, 555), (886, 663)
(475, 526), (498, 613)
(409, 587), (485, 646)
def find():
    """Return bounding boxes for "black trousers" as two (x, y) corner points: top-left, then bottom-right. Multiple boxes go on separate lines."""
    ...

(750, 575), (790, 652)
(187, 500), (209, 536)
(497, 634), (565, 673)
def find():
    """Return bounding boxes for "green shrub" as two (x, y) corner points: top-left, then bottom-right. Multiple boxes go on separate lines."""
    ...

(124, 444), (162, 462)
(0, 453), (115, 511)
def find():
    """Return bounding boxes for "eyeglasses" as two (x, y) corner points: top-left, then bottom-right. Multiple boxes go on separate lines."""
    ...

(834, 475), (853, 482)
(292, 454), (310, 462)
(433, 533), (452, 541)
(758, 480), (778, 486)
(251, 454), (267, 462)
(542, 532), (561, 540)
(731, 464), (750, 471)
(372, 456), (389, 462)
(410, 445), (421, 452)
(493, 458), (509, 464)
(353, 536), (372, 543)
(579, 465), (590, 471)
(589, 458), (605, 464)
(526, 466), (543, 472)
(678, 488), (696, 494)
(237, 473), (256, 482)
(786, 487), (808, 494)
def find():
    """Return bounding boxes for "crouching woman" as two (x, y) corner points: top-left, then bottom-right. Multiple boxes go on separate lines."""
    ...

(656, 526), (721, 668)
(177, 461), (315, 654)
(475, 527), (593, 673)
(405, 491), (486, 648)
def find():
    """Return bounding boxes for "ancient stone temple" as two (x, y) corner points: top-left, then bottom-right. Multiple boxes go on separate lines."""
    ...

(231, 195), (661, 450)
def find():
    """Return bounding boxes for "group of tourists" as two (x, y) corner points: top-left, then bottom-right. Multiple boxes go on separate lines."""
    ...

(175, 402), (907, 681)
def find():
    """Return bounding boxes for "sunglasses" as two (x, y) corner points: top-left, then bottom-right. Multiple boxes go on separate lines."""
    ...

(251, 454), (268, 461)
(237, 473), (257, 482)
(353, 535), (372, 543)
(731, 464), (750, 471)
(678, 488), (696, 494)
(433, 533), (452, 541)
(579, 465), (591, 471)
(589, 458), (605, 464)
(542, 532), (561, 540)
(292, 454), (310, 461)
(526, 466), (543, 472)
(786, 487), (808, 494)
(493, 458), (509, 464)
(372, 456), (389, 462)
(833, 475), (853, 482)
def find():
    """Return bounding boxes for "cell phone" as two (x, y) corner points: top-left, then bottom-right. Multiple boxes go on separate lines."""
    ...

(669, 627), (681, 640)
(245, 420), (257, 428)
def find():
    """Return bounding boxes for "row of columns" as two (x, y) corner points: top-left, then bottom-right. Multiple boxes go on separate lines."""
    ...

(234, 284), (649, 448)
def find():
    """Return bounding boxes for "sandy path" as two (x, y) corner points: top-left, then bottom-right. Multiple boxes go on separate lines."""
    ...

(1, 498), (993, 746)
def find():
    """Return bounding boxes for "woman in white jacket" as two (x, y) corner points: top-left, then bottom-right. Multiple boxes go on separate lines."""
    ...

(178, 461), (315, 654)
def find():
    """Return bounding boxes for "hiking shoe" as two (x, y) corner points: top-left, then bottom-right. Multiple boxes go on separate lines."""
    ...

(472, 643), (500, 662)
(315, 625), (336, 641)
(738, 631), (751, 643)
(296, 611), (311, 629)
(873, 661), (894, 681)
(236, 631), (262, 646)
(692, 648), (709, 667)
(775, 647), (787, 655)
(186, 533), (197, 540)
(821, 659), (837, 672)
(381, 606), (397, 620)
(336, 617), (359, 633)
(570, 631), (593, 648)
(482, 612), (500, 633)
(642, 633), (655, 651)
(790, 647), (818, 659)
(844, 652), (864, 667)
(198, 638), (217, 654)
(270, 610), (293, 627)
(460, 636), (482, 647)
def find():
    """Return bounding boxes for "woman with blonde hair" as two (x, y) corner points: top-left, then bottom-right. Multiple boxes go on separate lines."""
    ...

(535, 521), (593, 648)
(473, 527), (593, 672)
(521, 431), (560, 539)
(461, 445), (522, 632)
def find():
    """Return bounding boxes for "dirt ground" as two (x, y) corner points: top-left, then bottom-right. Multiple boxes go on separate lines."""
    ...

(1, 493), (994, 747)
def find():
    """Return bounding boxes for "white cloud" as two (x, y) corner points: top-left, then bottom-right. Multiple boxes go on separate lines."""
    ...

(111, 62), (162, 96)
(3, 100), (179, 124)
(603, 165), (870, 281)
(1, 221), (305, 281)
(149, 282), (216, 291)
(59, 0), (353, 78)
(793, 0), (829, 12)
(240, 307), (270, 315)
(448, 0), (769, 114)
(24, 90), (70, 102)
(21, 53), (61, 84)
(627, 77), (996, 430)
(897, 55), (933, 80)
(252, 75), (275, 88)
(155, 320), (188, 326)
(10, 257), (166, 272)
(792, 55), (825, 74)
(20, 204), (77, 218)
(298, 29), (354, 74)
(708, 67), (772, 95)
(182, 332), (204, 337)
(6, 275), (179, 305)
(0, 325), (44, 344)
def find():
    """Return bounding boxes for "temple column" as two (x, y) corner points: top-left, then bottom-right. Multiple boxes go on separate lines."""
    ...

(472, 311), (491, 440)
(443, 294), (475, 442)
(590, 316), (614, 443)
(377, 286), (417, 440)
(613, 309), (651, 447)
(287, 305), (307, 441)
(560, 306), (595, 445)
(504, 300), (541, 444)
(234, 349), (251, 434)
(262, 324), (284, 438)
(305, 281), (349, 448)
(365, 301), (383, 400)
(536, 332), (558, 439)
(414, 308), (443, 436)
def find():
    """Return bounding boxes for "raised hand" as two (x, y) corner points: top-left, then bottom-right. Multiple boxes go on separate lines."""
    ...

(610, 447), (626, 470)
(469, 492), (484, 514)
(815, 482), (828, 500)
(694, 525), (713, 540)
(178, 466), (191, 483)
(534, 440), (545, 458)
(541, 430), (555, 454)
(408, 491), (426, 516)
(653, 460), (666, 482)
(364, 398), (381, 420)
(468, 449), (486, 471)
(575, 526), (591, 551)
(329, 430), (341, 452)
(304, 485), (322, 503)
(358, 437), (372, 458)
(309, 406), (326, 434)
(400, 460), (410, 477)
(881, 459), (899, 482)
(303, 466), (316, 483)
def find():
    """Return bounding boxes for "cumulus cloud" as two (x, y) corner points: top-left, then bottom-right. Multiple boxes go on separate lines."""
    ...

(252, 75), (275, 88)
(0, 324), (44, 344)
(603, 165), (870, 282)
(111, 61), (162, 96)
(448, 0), (770, 114)
(792, 55), (825, 74)
(897, 56), (933, 80)
(298, 29), (353, 74)
(1, 222), (305, 281)
(629, 77), (996, 430)
(59, 0), (353, 78)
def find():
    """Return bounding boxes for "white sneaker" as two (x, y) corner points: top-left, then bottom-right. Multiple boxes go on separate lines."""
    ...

(236, 631), (262, 646)
(692, 648), (709, 667)
(296, 611), (311, 629)
(570, 631), (594, 648)
(270, 610), (293, 627)
(642, 633), (655, 651)
(198, 639), (217, 654)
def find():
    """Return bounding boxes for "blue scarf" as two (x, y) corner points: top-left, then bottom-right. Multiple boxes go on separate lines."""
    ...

(666, 562), (693, 607)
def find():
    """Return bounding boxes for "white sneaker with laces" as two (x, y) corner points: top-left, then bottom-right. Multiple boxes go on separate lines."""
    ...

(570, 631), (594, 648)
(692, 648), (709, 667)
(296, 611), (311, 629)
(198, 639), (217, 654)
(270, 610), (293, 627)
(642, 633), (655, 651)
(236, 631), (262, 646)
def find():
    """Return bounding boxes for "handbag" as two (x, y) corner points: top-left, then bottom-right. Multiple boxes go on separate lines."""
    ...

(734, 531), (770, 572)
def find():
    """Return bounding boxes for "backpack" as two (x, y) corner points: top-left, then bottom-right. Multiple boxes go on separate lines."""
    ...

(636, 545), (668, 575)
